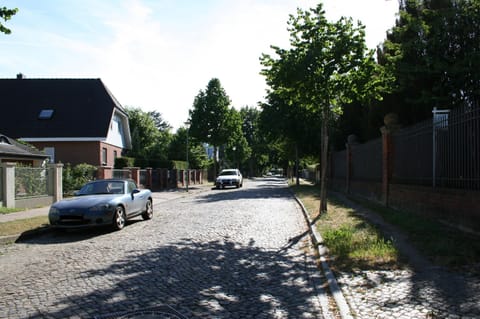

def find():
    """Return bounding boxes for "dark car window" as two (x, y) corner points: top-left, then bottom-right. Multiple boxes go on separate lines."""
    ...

(220, 171), (237, 176)
(77, 181), (125, 195)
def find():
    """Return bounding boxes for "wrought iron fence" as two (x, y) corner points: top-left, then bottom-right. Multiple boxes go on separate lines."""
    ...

(434, 104), (480, 189)
(139, 169), (147, 187)
(15, 167), (49, 198)
(112, 169), (132, 179)
(351, 138), (382, 182)
(392, 103), (480, 190)
(392, 121), (433, 185)
(332, 150), (347, 178)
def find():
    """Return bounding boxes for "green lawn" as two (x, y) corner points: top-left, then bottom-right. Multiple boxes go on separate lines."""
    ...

(291, 183), (480, 271)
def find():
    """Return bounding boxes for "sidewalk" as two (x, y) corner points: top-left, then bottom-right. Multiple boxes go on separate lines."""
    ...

(0, 184), (213, 242)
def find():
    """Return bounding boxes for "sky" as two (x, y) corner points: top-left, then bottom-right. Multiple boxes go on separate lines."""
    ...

(0, 0), (399, 131)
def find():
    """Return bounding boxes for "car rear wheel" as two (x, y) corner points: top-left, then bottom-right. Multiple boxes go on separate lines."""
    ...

(113, 206), (126, 231)
(142, 199), (153, 220)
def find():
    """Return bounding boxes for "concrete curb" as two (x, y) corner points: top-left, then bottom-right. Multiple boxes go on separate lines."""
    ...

(293, 195), (354, 319)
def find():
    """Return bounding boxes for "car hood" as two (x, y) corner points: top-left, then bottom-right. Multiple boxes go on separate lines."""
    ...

(52, 195), (118, 209)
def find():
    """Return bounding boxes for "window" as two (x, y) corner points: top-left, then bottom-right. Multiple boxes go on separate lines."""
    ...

(44, 147), (55, 163)
(38, 109), (54, 120)
(102, 148), (107, 166)
(113, 150), (118, 160)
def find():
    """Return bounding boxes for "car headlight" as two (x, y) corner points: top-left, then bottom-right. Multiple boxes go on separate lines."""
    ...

(49, 207), (60, 216)
(89, 204), (112, 212)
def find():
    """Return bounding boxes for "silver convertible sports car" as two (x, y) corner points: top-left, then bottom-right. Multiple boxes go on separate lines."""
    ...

(49, 179), (153, 231)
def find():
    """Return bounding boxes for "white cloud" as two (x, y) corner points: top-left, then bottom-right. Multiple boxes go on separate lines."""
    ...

(0, 0), (398, 130)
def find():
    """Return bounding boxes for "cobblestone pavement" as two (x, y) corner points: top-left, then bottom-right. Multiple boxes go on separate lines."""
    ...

(330, 195), (480, 319)
(0, 178), (334, 319)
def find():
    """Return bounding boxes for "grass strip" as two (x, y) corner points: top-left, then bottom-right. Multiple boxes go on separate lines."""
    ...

(0, 207), (23, 214)
(349, 196), (480, 268)
(0, 216), (49, 236)
(291, 184), (400, 272)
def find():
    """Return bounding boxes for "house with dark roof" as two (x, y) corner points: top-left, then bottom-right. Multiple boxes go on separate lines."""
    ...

(0, 76), (132, 167)
(0, 134), (49, 166)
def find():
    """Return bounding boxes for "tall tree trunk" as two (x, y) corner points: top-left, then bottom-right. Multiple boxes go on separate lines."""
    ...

(320, 109), (329, 213)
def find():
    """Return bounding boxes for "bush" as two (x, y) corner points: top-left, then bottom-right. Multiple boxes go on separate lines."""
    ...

(115, 157), (135, 169)
(63, 163), (97, 194)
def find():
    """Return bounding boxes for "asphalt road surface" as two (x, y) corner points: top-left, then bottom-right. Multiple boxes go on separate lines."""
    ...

(0, 177), (334, 319)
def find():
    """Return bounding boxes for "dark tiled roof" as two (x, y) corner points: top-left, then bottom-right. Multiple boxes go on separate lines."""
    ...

(0, 134), (48, 159)
(0, 78), (125, 139)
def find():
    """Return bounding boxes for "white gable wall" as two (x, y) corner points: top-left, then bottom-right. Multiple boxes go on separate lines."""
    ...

(105, 114), (126, 148)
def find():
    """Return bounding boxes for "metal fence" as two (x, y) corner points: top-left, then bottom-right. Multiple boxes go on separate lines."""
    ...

(15, 167), (49, 198)
(393, 103), (480, 189)
(112, 169), (132, 179)
(351, 138), (382, 182)
(392, 121), (433, 185)
(332, 150), (347, 178)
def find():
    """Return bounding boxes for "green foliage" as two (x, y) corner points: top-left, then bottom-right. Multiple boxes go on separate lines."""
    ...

(172, 160), (188, 170)
(115, 156), (135, 168)
(63, 163), (97, 193)
(376, 0), (480, 126)
(168, 126), (210, 169)
(189, 78), (247, 174)
(125, 107), (172, 167)
(189, 78), (233, 149)
(0, 6), (18, 34)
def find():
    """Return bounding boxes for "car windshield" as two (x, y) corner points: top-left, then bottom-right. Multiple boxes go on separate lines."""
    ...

(219, 171), (237, 176)
(77, 181), (125, 195)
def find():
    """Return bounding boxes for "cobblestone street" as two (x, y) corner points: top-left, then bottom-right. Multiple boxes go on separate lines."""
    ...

(0, 179), (333, 319)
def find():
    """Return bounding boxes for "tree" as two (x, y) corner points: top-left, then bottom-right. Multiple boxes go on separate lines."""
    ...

(377, 0), (480, 125)
(239, 106), (270, 176)
(168, 126), (209, 169)
(189, 78), (241, 177)
(0, 6), (18, 34)
(125, 107), (172, 167)
(223, 108), (251, 170)
(261, 4), (389, 212)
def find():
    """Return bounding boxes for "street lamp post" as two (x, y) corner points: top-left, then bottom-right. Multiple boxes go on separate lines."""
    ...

(185, 121), (190, 192)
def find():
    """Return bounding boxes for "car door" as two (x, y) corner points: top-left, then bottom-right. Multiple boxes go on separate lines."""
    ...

(125, 181), (142, 215)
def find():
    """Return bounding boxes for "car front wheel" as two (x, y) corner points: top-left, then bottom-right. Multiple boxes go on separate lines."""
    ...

(142, 199), (153, 220)
(113, 206), (126, 231)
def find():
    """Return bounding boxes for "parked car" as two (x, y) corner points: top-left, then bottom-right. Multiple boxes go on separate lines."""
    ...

(49, 179), (153, 230)
(215, 169), (243, 189)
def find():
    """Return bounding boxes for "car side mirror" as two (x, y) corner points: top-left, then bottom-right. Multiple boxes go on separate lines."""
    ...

(131, 188), (140, 199)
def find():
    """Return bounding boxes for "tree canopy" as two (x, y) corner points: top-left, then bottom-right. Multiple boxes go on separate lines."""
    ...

(260, 3), (389, 211)
(124, 107), (172, 167)
(189, 78), (248, 175)
(377, 0), (480, 126)
(0, 6), (18, 34)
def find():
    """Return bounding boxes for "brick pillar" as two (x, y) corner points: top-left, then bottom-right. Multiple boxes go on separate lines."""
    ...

(128, 167), (140, 186)
(97, 166), (113, 179)
(380, 126), (393, 206)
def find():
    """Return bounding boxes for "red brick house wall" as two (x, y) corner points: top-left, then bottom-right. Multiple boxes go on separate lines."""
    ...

(31, 141), (123, 167)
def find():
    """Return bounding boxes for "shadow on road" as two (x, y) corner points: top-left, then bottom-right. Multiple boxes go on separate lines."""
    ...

(26, 238), (325, 318)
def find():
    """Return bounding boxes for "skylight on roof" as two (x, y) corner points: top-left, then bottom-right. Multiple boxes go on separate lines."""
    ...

(38, 109), (54, 120)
